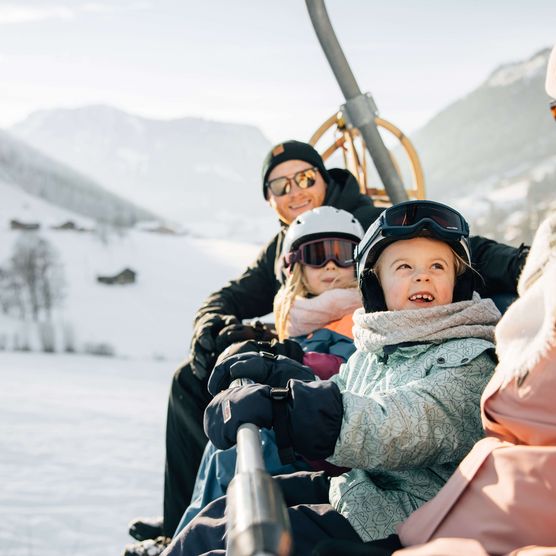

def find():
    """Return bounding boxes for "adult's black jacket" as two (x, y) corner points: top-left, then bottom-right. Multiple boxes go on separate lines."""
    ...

(195, 168), (527, 330)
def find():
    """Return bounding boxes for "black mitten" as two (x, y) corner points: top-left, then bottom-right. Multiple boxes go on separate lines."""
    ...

(208, 352), (315, 396)
(287, 379), (343, 459)
(270, 338), (305, 362)
(216, 338), (304, 366)
(204, 383), (274, 449)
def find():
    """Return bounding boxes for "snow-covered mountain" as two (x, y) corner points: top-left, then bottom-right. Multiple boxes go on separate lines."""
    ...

(409, 48), (556, 201)
(387, 47), (556, 245)
(10, 105), (276, 240)
(0, 129), (157, 226)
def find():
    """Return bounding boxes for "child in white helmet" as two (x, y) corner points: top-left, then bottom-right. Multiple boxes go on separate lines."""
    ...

(170, 207), (365, 535)
(167, 200), (502, 556)
(273, 206), (365, 376)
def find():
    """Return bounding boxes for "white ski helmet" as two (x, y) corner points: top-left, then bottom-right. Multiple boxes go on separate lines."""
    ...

(281, 207), (364, 270)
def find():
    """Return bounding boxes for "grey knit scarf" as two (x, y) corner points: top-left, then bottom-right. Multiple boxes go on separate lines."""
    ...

(353, 293), (501, 353)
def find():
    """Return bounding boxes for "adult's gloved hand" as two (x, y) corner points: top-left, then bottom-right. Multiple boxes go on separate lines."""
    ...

(204, 379), (343, 459)
(190, 313), (240, 380)
(214, 320), (277, 354)
(208, 351), (315, 396)
(216, 338), (305, 365)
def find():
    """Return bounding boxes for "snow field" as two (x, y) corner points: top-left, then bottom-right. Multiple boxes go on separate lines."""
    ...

(0, 352), (175, 556)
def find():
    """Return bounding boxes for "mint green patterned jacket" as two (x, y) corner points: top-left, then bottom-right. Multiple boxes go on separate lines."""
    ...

(327, 338), (495, 541)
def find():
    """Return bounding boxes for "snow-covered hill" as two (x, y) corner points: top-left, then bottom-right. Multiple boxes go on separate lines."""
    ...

(0, 129), (157, 226)
(0, 179), (261, 360)
(0, 144), (267, 556)
(407, 48), (556, 202)
(11, 105), (276, 241)
(382, 47), (556, 245)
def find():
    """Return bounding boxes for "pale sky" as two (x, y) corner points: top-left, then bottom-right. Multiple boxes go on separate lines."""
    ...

(0, 0), (554, 143)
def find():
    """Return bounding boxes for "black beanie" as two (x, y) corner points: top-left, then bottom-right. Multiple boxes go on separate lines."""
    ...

(261, 140), (330, 199)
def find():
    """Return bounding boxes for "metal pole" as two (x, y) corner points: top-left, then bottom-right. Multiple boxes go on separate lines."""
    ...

(225, 383), (292, 556)
(305, 0), (408, 204)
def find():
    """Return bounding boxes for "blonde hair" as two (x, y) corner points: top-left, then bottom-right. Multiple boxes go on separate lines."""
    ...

(273, 264), (311, 341)
(452, 248), (471, 277)
(273, 263), (358, 341)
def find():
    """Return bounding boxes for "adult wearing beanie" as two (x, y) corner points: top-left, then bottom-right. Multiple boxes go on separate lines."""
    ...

(125, 141), (382, 553)
(126, 139), (530, 556)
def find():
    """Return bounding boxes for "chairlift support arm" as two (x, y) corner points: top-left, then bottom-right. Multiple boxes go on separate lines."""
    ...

(305, 0), (408, 204)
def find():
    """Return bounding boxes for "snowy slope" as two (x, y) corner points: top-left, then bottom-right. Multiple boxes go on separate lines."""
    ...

(0, 352), (172, 556)
(0, 179), (263, 360)
(0, 161), (270, 556)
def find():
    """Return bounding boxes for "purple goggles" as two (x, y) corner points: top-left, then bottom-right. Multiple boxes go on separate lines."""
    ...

(285, 238), (358, 269)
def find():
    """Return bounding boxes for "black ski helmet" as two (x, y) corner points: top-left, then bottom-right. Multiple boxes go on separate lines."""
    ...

(354, 200), (474, 312)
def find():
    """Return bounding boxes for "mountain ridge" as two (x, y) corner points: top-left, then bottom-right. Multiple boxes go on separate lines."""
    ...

(11, 105), (275, 239)
(405, 46), (556, 202)
(0, 128), (157, 226)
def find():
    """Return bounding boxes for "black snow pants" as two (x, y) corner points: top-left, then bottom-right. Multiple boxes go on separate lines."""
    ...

(163, 360), (211, 537)
(163, 471), (362, 556)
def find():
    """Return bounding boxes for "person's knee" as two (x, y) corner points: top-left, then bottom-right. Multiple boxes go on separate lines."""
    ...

(171, 360), (210, 406)
(173, 359), (192, 390)
(170, 497), (227, 555)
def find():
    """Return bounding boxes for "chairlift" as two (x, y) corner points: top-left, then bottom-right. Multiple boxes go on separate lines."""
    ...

(306, 0), (425, 206)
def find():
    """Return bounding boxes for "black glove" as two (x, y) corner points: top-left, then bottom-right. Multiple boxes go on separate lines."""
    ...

(204, 379), (343, 459)
(190, 313), (240, 380)
(208, 351), (315, 396)
(214, 320), (277, 354)
(216, 338), (305, 366)
(204, 383), (274, 449)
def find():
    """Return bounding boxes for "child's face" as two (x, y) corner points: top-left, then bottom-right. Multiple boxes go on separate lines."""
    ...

(302, 261), (355, 295)
(375, 237), (456, 311)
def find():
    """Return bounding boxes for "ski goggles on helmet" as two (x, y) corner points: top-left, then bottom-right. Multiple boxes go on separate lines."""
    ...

(378, 200), (469, 238)
(355, 200), (470, 278)
(285, 238), (357, 269)
(265, 167), (318, 197)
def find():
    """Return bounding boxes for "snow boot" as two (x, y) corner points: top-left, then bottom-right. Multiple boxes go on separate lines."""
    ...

(128, 516), (164, 542)
(122, 536), (171, 556)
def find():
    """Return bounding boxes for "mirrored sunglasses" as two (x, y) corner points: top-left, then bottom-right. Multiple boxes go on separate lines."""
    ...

(266, 167), (318, 197)
(550, 100), (556, 122)
(285, 238), (357, 269)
